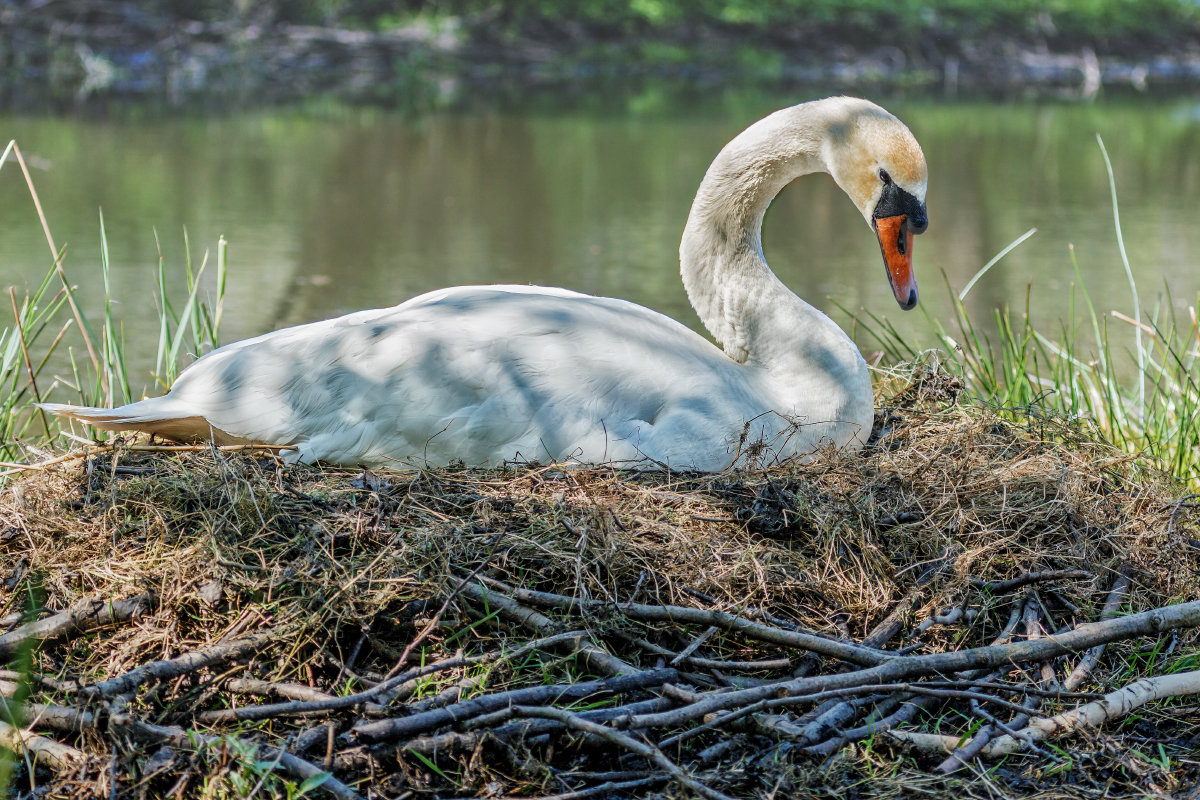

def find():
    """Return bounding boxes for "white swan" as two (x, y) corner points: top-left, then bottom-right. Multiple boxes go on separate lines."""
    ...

(42, 96), (928, 470)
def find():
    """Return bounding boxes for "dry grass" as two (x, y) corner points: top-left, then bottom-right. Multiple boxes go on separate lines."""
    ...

(1, 366), (1199, 799)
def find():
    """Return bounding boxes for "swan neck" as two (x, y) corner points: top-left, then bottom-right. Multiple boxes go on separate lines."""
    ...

(679, 104), (831, 364)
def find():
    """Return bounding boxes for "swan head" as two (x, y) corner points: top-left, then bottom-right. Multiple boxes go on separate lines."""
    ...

(822, 99), (928, 311)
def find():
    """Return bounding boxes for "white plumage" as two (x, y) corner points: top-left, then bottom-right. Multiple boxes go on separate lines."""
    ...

(42, 96), (929, 470)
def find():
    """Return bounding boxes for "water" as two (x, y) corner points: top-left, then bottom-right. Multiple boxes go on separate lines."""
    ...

(2, 93), (1199, 396)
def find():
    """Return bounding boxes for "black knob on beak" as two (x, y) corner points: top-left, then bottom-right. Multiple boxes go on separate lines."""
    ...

(908, 206), (928, 234)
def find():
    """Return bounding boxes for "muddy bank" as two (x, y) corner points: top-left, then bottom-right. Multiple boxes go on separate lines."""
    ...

(3, 2), (1199, 111)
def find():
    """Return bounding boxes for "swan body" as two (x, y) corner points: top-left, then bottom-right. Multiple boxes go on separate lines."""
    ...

(43, 96), (929, 470)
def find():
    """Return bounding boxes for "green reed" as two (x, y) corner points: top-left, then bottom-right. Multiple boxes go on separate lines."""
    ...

(0, 139), (225, 464)
(856, 137), (1200, 487)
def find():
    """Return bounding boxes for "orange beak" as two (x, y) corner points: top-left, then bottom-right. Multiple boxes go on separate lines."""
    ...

(873, 214), (918, 310)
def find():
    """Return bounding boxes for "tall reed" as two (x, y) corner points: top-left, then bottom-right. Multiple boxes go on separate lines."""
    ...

(0, 140), (226, 465)
(857, 138), (1200, 487)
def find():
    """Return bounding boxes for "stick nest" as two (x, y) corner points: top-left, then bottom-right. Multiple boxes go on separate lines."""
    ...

(2, 365), (1199, 799)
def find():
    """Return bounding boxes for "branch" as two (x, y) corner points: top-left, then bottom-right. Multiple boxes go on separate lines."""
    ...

(379, 564), (486, 682)
(469, 576), (886, 666)
(402, 697), (674, 754)
(111, 714), (361, 800)
(0, 718), (85, 772)
(892, 668), (1200, 758)
(395, 631), (590, 712)
(939, 570), (1133, 773)
(0, 594), (152, 659)
(351, 667), (678, 743)
(198, 632), (589, 724)
(226, 678), (335, 703)
(456, 580), (639, 677)
(496, 776), (665, 800)
(512, 705), (735, 800)
(626, 599), (1200, 731)
(196, 652), (480, 724)
(1063, 569), (1132, 691)
(611, 631), (792, 672)
(970, 569), (1092, 594)
(82, 636), (267, 698)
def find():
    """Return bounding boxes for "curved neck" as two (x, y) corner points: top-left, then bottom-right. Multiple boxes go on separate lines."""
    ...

(679, 103), (847, 369)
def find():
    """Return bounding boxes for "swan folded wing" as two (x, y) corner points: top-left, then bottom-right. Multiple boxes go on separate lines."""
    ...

(329, 286), (764, 467)
(401, 288), (769, 467)
(41, 285), (812, 467)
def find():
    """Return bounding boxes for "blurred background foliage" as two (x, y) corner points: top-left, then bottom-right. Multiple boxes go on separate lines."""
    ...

(131, 0), (1200, 44)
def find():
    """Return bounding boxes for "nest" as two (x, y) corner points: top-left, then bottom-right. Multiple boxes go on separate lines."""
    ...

(1, 366), (1199, 799)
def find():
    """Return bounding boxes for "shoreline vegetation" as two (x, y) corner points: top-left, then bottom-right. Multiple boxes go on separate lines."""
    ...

(3, 0), (1200, 109)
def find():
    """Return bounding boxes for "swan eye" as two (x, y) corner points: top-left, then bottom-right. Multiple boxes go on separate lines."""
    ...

(879, 169), (893, 185)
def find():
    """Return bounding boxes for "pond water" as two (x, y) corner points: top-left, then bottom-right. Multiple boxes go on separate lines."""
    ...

(2, 92), (1199, 397)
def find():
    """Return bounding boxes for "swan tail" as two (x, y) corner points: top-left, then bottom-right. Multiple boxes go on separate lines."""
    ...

(38, 399), (249, 445)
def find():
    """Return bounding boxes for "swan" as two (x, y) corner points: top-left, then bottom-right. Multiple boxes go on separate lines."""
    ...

(41, 96), (928, 470)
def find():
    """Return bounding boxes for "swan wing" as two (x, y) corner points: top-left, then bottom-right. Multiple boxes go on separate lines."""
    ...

(106, 285), (762, 467)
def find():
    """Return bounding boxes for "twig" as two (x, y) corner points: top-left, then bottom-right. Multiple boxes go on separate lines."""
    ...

(470, 576), (886, 666)
(613, 631), (792, 672)
(0, 697), (96, 733)
(226, 678), (335, 703)
(351, 667), (678, 743)
(382, 565), (487, 681)
(663, 681), (1039, 749)
(803, 609), (1027, 757)
(671, 626), (718, 666)
(0, 594), (152, 660)
(967, 699), (1063, 762)
(625, 599), (1200, 731)
(448, 776), (665, 800)
(1167, 494), (1200, 539)
(0, 718), (85, 772)
(457, 580), (639, 677)
(939, 572), (1131, 772)
(399, 631), (589, 712)
(205, 631), (593, 724)
(197, 652), (479, 724)
(82, 636), (266, 698)
(920, 679), (1097, 699)
(936, 596), (1045, 772)
(512, 705), (735, 800)
(888, 668), (1200, 758)
(402, 697), (674, 755)
(657, 700), (769, 749)
(292, 721), (343, 756)
(789, 554), (952, 745)
(970, 569), (1092, 594)
(111, 714), (361, 800)
(1064, 569), (1132, 690)
(870, 545), (958, 647)
(801, 692), (935, 757)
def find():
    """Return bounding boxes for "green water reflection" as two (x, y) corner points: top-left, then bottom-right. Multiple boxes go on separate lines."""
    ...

(1, 94), (1198, 393)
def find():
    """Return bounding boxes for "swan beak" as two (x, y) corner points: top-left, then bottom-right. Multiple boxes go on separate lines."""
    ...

(873, 214), (918, 310)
